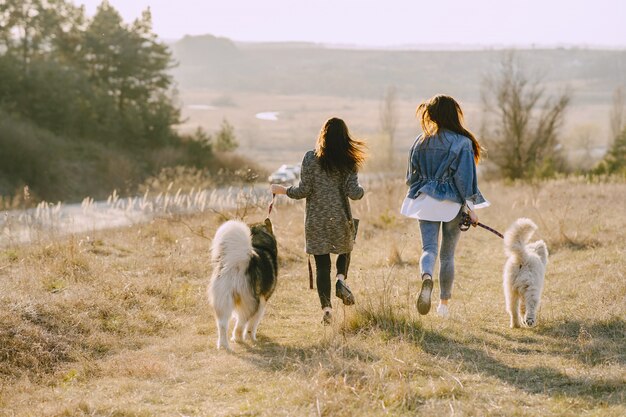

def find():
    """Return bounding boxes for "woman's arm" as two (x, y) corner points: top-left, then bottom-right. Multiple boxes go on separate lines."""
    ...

(451, 141), (480, 204)
(346, 171), (364, 200)
(452, 142), (481, 224)
(284, 153), (312, 200)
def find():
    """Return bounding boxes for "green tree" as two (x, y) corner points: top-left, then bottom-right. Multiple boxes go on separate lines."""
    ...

(594, 127), (626, 175)
(0, 0), (80, 72)
(81, 1), (178, 146)
(0, 0), (93, 135)
(127, 8), (173, 106)
(0, 0), (251, 202)
(214, 119), (238, 152)
(181, 127), (214, 168)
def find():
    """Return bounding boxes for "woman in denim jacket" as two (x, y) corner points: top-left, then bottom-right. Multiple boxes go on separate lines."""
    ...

(401, 95), (489, 317)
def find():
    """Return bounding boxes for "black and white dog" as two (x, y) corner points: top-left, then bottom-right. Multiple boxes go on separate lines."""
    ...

(208, 218), (278, 350)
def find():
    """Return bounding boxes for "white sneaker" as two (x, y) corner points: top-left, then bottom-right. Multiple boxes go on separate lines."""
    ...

(436, 303), (449, 318)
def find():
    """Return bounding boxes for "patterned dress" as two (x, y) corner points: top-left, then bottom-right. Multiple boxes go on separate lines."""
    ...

(287, 150), (364, 255)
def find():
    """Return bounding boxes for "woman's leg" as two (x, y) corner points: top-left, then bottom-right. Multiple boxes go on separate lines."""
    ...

(314, 254), (332, 309)
(335, 253), (355, 305)
(418, 220), (441, 279)
(336, 253), (349, 278)
(439, 212), (463, 301)
(417, 220), (441, 314)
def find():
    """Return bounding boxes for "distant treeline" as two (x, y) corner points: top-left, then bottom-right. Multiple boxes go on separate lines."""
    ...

(171, 34), (626, 103)
(0, 1), (252, 204)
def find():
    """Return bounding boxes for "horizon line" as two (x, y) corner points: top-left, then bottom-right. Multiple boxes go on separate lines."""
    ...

(164, 35), (626, 51)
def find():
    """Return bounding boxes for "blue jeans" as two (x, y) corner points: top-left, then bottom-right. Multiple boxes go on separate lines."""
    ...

(418, 210), (463, 300)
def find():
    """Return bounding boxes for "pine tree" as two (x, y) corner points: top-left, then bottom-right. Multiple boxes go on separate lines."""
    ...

(0, 0), (78, 72)
(215, 119), (238, 152)
(594, 128), (626, 175)
(81, 1), (178, 145)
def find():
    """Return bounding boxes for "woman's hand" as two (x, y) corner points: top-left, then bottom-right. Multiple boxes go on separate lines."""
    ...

(468, 209), (479, 226)
(271, 184), (288, 195)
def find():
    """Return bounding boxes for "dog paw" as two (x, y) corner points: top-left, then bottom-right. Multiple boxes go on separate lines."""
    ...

(217, 342), (232, 351)
(524, 318), (536, 327)
(231, 329), (245, 343)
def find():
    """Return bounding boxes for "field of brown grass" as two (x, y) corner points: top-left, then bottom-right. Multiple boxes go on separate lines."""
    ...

(1, 177), (625, 416)
(178, 91), (613, 170)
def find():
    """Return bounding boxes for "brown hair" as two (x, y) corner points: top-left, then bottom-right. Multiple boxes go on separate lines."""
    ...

(416, 95), (482, 163)
(315, 117), (366, 172)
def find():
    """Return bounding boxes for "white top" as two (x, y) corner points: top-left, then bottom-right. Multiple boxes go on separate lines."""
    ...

(400, 194), (490, 222)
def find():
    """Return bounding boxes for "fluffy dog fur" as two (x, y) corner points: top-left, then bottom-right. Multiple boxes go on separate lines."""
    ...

(208, 218), (278, 350)
(503, 218), (549, 328)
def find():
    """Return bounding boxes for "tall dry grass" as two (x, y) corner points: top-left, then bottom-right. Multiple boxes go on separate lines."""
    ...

(0, 177), (624, 416)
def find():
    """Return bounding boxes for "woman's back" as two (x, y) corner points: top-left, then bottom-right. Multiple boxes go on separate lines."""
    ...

(288, 150), (363, 254)
(410, 130), (473, 180)
(406, 130), (481, 204)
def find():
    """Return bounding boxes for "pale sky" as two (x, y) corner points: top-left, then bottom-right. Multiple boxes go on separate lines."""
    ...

(73, 0), (626, 47)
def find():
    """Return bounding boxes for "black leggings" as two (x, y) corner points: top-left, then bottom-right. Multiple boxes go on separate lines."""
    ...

(314, 253), (350, 309)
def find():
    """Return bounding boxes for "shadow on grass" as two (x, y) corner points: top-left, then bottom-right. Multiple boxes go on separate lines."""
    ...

(347, 308), (625, 406)
(535, 317), (626, 366)
(483, 316), (626, 366)
(232, 309), (624, 406)
(238, 333), (380, 377)
(482, 317), (626, 366)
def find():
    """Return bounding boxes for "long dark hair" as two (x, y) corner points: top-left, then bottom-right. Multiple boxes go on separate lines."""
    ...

(416, 95), (482, 163)
(315, 117), (366, 172)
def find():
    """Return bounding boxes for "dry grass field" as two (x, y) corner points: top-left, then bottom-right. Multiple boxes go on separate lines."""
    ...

(177, 91), (613, 170)
(1, 177), (625, 416)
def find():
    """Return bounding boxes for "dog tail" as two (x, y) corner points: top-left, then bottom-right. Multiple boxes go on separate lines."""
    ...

(211, 220), (254, 272)
(504, 218), (537, 261)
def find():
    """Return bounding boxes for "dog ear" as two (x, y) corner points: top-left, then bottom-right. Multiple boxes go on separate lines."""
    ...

(264, 218), (274, 235)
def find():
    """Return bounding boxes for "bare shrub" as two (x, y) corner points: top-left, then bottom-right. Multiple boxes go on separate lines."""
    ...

(212, 153), (267, 185)
(140, 166), (215, 193)
(386, 242), (404, 266)
(481, 54), (570, 179)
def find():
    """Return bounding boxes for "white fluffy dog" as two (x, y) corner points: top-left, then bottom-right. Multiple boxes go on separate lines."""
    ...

(208, 219), (277, 350)
(503, 218), (549, 328)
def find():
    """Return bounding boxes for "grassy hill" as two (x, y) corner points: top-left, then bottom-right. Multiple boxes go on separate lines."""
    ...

(171, 35), (626, 104)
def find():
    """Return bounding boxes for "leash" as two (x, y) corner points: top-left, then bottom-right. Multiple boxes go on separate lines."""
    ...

(268, 193), (275, 216)
(269, 191), (315, 289)
(308, 256), (314, 289)
(459, 212), (504, 239)
(268, 191), (314, 288)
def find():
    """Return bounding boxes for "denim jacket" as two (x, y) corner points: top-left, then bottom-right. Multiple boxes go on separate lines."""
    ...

(405, 130), (486, 205)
